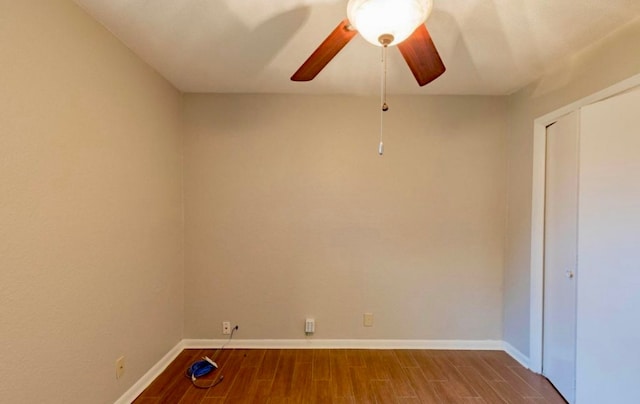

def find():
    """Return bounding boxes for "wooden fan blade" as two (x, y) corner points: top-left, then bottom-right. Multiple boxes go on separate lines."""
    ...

(397, 24), (446, 86)
(291, 19), (357, 82)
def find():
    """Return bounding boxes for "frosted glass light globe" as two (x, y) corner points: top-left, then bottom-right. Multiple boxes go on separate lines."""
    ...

(347, 0), (433, 47)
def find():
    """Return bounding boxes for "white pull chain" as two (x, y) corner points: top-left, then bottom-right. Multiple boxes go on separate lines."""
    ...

(379, 44), (388, 156)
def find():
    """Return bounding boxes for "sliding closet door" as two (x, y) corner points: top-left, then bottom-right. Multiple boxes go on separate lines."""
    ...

(543, 112), (578, 404)
(577, 87), (640, 403)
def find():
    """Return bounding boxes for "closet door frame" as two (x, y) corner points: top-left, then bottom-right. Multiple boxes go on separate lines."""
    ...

(528, 73), (640, 374)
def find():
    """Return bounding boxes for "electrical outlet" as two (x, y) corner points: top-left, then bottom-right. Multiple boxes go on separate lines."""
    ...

(305, 318), (315, 334)
(115, 356), (125, 379)
(222, 321), (231, 335)
(363, 313), (374, 327)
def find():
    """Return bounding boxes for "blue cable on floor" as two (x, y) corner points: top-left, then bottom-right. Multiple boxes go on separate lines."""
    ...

(187, 360), (216, 379)
(185, 357), (223, 389)
(184, 325), (237, 389)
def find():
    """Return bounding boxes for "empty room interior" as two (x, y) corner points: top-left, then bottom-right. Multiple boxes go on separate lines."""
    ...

(2, 1), (640, 403)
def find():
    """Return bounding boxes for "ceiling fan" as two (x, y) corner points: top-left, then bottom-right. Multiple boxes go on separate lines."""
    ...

(291, 0), (445, 86)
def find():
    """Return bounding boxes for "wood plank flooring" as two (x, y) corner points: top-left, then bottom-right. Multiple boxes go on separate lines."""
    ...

(133, 349), (566, 403)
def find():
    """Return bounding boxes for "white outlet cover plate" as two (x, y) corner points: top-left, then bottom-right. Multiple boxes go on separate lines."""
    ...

(116, 356), (125, 379)
(364, 313), (374, 327)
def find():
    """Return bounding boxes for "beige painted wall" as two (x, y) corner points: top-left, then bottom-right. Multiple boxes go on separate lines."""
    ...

(6, 1), (635, 400)
(0, 1), (183, 403)
(503, 17), (640, 355)
(183, 94), (507, 341)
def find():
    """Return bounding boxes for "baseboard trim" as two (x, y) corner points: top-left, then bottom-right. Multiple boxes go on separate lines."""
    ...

(182, 338), (504, 350)
(114, 340), (185, 404)
(502, 341), (531, 369)
(115, 338), (529, 403)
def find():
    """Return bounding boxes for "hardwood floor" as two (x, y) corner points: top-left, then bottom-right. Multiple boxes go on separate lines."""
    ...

(133, 349), (566, 403)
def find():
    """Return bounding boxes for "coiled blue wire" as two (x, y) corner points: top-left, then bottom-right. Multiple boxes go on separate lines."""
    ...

(187, 360), (215, 379)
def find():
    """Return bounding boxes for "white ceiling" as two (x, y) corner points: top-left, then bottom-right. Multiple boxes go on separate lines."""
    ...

(74, 0), (640, 95)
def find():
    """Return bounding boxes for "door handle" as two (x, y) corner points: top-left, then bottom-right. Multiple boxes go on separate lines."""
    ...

(566, 270), (575, 279)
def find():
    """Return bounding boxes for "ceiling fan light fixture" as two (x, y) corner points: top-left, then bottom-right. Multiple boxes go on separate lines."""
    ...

(347, 0), (433, 47)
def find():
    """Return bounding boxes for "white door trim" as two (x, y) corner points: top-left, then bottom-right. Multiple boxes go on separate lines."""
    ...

(529, 73), (640, 373)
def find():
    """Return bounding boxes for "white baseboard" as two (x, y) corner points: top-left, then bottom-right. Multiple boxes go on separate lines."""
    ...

(114, 340), (185, 404)
(182, 338), (504, 350)
(115, 338), (528, 403)
(502, 341), (531, 369)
